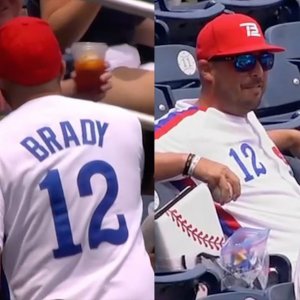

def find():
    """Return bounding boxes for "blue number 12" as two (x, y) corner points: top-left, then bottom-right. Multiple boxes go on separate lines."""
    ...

(39, 160), (128, 258)
(229, 143), (267, 182)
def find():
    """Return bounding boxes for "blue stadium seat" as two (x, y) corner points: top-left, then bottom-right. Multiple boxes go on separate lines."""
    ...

(157, 0), (223, 11)
(155, 44), (199, 89)
(155, 264), (222, 300)
(203, 290), (266, 299)
(285, 156), (300, 185)
(202, 282), (295, 299)
(155, 86), (174, 119)
(256, 54), (300, 125)
(215, 0), (285, 30)
(172, 86), (201, 104)
(268, 254), (292, 285)
(265, 21), (300, 60)
(155, 19), (170, 45)
(154, 182), (187, 211)
(266, 282), (295, 300)
(155, 2), (225, 45)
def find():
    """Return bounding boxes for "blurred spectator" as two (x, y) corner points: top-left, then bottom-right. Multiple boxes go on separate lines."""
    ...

(27, 0), (154, 114)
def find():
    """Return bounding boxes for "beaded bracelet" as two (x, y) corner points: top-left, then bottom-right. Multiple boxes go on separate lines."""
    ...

(188, 155), (201, 176)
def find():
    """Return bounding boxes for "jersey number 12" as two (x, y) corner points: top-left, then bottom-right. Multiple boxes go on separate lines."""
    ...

(39, 160), (128, 258)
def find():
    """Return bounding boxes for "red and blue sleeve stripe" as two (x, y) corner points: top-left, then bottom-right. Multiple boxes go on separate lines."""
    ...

(155, 106), (199, 139)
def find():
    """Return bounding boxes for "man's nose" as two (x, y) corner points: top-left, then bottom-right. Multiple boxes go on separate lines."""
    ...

(249, 59), (265, 77)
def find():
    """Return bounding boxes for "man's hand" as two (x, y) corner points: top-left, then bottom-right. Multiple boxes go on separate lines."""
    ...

(97, 70), (112, 101)
(192, 158), (241, 205)
(72, 62), (112, 101)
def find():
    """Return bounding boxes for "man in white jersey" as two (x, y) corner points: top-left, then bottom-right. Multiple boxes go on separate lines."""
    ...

(0, 0), (112, 113)
(155, 13), (300, 274)
(0, 16), (153, 300)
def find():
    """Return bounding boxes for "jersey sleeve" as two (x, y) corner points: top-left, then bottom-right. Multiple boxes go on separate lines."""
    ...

(155, 124), (192, 182)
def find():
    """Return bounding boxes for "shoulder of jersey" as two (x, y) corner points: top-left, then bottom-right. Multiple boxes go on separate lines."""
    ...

(155, 105), (201, 139)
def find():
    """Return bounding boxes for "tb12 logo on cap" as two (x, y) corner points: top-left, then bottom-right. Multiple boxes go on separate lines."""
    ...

(240, 22), (260, 37)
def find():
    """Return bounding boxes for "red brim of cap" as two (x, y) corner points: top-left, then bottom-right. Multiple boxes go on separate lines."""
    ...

(209, 43), (285, 59)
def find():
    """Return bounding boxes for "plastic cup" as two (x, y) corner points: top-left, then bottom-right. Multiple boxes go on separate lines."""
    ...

(71, 42), (108, 93)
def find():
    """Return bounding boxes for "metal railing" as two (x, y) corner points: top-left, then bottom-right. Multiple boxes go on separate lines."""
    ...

(83, 0), (154, 130)
(84, 0), (154, 18)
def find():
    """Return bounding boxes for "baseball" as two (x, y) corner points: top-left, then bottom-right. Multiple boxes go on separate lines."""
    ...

(211, 187), (222, 202)
(211, 183), (233, 204)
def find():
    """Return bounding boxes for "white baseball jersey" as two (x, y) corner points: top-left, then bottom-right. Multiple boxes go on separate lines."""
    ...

(155, 98), (300, 273)
(0, 95), (154, 300)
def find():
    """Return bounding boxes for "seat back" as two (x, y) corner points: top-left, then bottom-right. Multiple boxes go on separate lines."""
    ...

(266, 282), (295, 300)
(155, 87), (173, 119)
(155, 44), (199, 89)
(216, 0), (284, 30)
(257, 55), (300, 118)
(155, 3), (225, 45)
(260, 22), (300, 122)
(155, 19), (169, 45)
(203, 290), (267, 299)
(265, 21), (300, 59)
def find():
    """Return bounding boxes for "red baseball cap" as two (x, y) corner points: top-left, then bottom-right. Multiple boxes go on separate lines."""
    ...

(0, 16), (62, 86)
(196, 13), (285, 61)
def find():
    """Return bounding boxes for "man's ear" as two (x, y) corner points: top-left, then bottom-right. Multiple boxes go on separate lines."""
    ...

(198, 59), (214, 83)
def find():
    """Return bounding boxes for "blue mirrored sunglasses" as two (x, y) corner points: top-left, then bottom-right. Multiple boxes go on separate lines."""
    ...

(210, 52), (275, 72)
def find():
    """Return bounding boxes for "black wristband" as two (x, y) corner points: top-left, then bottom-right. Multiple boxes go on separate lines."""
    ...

(183, 153), (195, 176)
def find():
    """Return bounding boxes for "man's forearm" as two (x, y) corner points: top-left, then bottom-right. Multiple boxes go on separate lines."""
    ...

(41, 0), (102, 50)
(155, 152), (188, 181)
(268, 129), (300, 157)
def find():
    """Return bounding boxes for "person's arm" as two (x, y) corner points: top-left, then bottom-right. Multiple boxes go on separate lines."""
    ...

(133, 18), (154, 47)
(40, 0), (102, 50)
(155, 152), (241, 205)
(267, 129), (300, 158)
(155, 152), (187, 181)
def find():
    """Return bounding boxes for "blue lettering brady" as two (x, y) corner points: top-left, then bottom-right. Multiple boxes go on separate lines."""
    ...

(20, 137), (49, 162)
(81, 119), (96, 145)
(60, 121), (80, 148)
(37, 127), (63, 154)
(20, 119), (109, 161)
(96, 121), (108, 147)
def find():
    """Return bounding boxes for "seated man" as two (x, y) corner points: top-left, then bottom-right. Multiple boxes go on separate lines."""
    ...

(155, 13), (300, 273)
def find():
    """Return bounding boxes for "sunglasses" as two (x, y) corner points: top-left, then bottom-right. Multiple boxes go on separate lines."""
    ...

(210, 52), (275, 72)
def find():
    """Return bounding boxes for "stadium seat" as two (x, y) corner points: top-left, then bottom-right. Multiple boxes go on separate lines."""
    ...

(155, 44), (199, 90)
(268, 254), (292, 284)
(266, 282), (295, 300)
(265, 21), (300, 60)
(203, 290), (267, 299)
(202, 281), (295, 299)
(172, 86), (201, 104)
(155, 2), (225, 45)
(155, 264), (222, 300)
(154, 182), (188, 211)
(256, 54), (300, 125)
(215, 0), (285, 30)
(157, 0), (222, 11)
(285, 156), (300, 185)
(155, 86), (174, 119)
(155, 19), (170, 45)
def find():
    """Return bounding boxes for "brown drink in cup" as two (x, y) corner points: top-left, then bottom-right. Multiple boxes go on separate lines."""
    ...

(71, 42), (108, 93)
